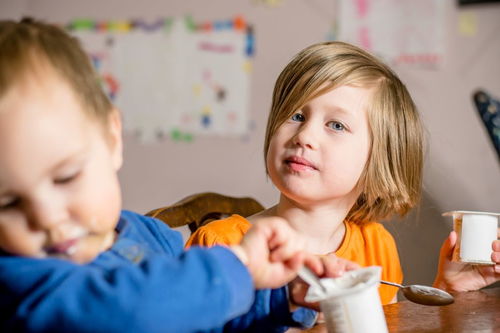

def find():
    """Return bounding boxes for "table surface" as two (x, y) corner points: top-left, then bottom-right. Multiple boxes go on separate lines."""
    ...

(290, 287), (500, 332)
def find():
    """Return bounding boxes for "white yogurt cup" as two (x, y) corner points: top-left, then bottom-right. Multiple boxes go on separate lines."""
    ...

(305, 266), (387, 333)
(443, 210), (499, 265)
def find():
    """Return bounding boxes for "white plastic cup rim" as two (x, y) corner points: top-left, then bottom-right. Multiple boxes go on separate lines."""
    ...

(305, 266), (381, 302)
(442, 210), (500, 218)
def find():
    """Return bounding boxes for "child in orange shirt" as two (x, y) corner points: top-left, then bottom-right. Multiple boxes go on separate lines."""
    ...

(187, 41), (500, 305)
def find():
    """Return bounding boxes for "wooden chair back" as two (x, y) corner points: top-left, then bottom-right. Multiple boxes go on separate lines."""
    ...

(145, 192), (264, 233)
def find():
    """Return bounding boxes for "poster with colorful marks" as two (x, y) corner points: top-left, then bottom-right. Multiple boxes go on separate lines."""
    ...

(337, 0), (445, 67)
(68, 16), (254, 142)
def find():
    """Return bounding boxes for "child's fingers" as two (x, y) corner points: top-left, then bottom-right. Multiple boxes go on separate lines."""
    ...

(493, 239), (500, 251)
(492, 252), (500, 264)
(322, 255), (344, 277)
(249, 218), (294, 256)
(342, 257), (361, 271)
(492, 240), (500, 264)
(440, 231), (456, 260)
(494, 229), (500, 265)
(269, 239), (303, 262)
(303, 254), (325, 276)
(269, 227), (305, 261)
(284, 251), (305, 272)
(321, 255), (360, 278)
(267, 224), (293, 250)
(264, 218), (297, 250)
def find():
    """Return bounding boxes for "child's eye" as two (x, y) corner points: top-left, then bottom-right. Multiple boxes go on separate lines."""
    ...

(290, 113), (305, 122)
(54, 171), (81, 185)
(0, 197), (20, 211)
(327, 121), (346, 131)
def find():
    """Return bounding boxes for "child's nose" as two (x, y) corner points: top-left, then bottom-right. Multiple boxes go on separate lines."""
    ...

(28, 200), (68, 230)
(292, 122), (319, 150)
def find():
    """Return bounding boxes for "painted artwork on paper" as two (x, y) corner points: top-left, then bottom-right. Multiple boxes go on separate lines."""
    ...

(337, 0), (445, 67)
(68, 17), (254, 142)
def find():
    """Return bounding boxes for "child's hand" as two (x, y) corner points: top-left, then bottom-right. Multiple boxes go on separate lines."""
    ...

(288, 254), (360, 311)
(230, 216), (312, 289)
(433, 230), (500, 292)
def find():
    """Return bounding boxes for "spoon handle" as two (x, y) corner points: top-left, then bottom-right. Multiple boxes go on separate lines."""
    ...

(380, 280), (404, 288)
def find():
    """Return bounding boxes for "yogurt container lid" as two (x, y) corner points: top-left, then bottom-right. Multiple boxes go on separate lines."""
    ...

(305, 266), (381, 303)
(442, 210), (500, 218)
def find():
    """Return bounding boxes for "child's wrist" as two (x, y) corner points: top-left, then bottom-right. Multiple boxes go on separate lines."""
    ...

(230, 245), (249, 266)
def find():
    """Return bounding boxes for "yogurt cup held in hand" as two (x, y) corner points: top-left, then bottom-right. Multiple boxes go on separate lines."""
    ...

(305, 266), (388, 333)
(443, 211), (499, 265)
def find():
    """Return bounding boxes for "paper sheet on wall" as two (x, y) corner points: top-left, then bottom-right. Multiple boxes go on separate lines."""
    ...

(181, 29), (250, 135)
(338, 0), (445, 67)
(70, 17), (252, 142)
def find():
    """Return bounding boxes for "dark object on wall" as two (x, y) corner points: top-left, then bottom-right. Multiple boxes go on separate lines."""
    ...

(473, 90), (500, 159)
(458, 0), (500, 5)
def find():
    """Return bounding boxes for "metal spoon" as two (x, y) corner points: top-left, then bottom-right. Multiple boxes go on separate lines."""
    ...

(381, 280), (454, 306)
(299, 267), (454, 306)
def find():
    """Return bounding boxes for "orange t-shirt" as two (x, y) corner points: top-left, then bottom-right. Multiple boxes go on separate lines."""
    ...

(186, 214), (403, 305)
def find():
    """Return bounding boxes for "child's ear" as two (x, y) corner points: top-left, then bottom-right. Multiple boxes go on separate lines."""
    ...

(107, 108), (123, 171)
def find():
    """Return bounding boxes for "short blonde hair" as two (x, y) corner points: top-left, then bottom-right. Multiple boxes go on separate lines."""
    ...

(264, 41), (424, 223)
(0, 18), (112, 125)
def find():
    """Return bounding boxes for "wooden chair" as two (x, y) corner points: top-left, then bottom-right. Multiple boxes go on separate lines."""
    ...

(145, 192), (264, 233)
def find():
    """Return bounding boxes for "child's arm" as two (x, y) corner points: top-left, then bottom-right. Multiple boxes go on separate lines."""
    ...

(433, 230), (500, 292)
(0, 215), (316, 333)
(0, 246), (255, 333)
(186, 215), (326, 331)
(223, 217), (329, 331)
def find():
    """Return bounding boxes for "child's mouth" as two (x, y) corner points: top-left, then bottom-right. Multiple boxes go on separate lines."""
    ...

(285, 156), (317, 172)
(46, 238), (79, 256)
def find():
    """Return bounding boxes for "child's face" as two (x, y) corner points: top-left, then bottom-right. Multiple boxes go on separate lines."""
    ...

(0, 68), (123, 264)
(266, 85), (373, 208)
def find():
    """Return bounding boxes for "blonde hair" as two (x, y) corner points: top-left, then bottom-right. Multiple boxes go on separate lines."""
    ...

(264, 41), (424, 224)
(0, 18), (112, 125)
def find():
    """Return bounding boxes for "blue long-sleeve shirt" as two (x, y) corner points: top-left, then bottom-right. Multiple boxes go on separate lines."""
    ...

(0, 210), (315, 332)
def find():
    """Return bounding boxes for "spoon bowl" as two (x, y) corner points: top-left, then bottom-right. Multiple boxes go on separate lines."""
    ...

(381, 280), (454, 306)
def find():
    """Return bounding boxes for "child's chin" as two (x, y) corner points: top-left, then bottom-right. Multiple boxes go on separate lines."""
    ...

(68, 250), (99, 264)
(47, 248), (98, 264)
